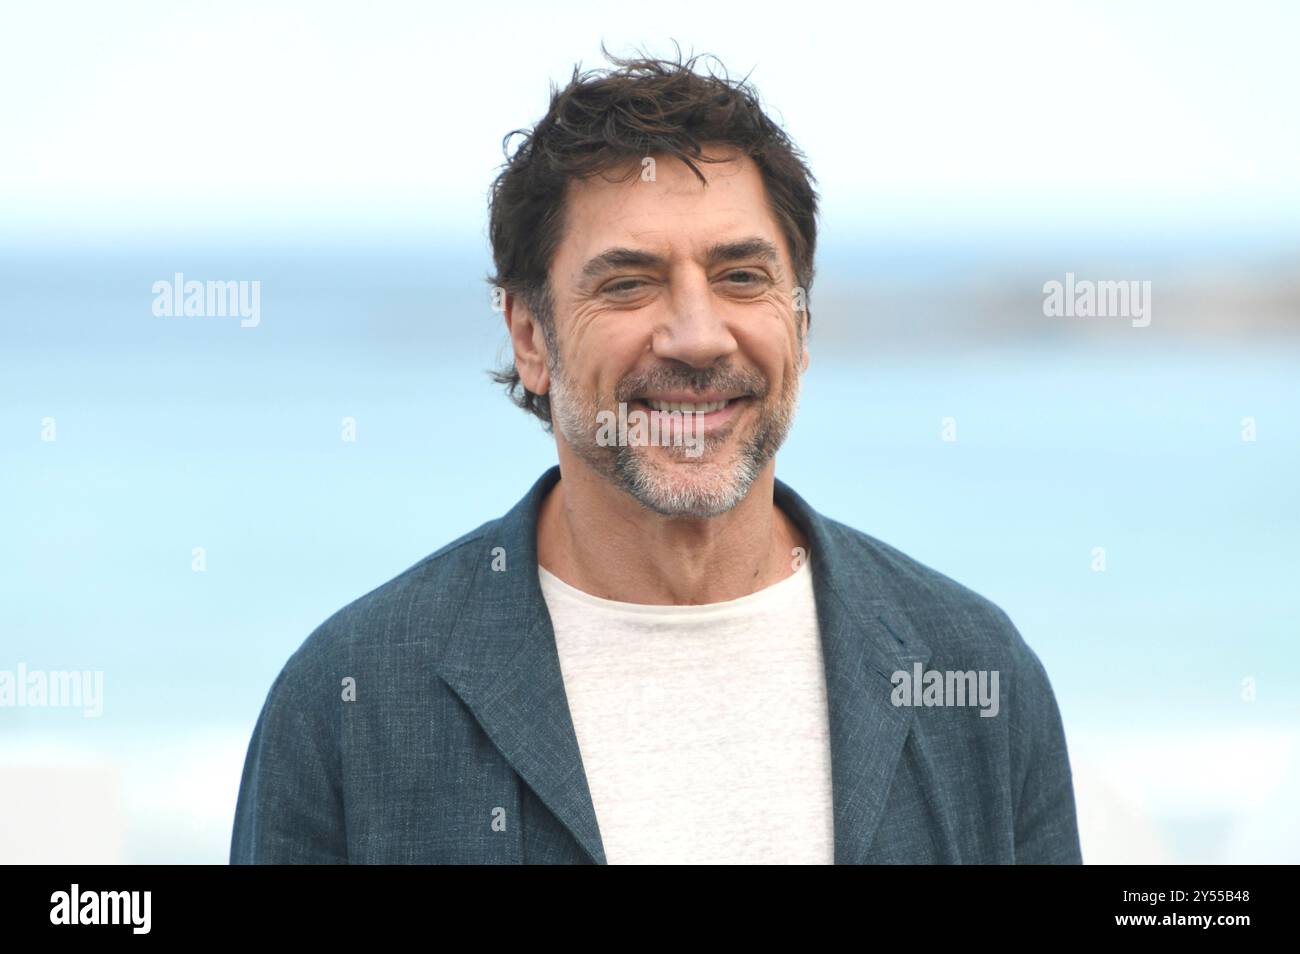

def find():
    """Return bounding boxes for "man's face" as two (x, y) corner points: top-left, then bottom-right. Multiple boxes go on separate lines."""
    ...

(541, 145), (808, 517)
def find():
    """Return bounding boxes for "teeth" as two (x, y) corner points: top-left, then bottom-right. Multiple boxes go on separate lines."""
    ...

(645, 399), (730, 414)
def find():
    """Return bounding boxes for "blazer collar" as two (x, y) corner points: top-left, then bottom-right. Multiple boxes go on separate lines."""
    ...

(435, 466), (931, 864)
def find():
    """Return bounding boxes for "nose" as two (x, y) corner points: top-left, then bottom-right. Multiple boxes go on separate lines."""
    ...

(651, 271), (739, 368)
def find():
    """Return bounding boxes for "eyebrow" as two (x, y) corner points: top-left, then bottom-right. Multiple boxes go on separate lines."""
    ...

(578, 237), (782, 285)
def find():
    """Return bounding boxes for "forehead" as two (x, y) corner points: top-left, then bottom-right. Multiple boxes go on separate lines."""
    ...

(554, 147), (787, 274)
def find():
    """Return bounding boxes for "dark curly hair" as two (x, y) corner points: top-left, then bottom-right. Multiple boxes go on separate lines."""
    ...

(486, 42), (820, 429)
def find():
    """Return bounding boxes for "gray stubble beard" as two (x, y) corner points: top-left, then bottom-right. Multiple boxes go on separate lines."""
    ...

(548, 350), (802, 519)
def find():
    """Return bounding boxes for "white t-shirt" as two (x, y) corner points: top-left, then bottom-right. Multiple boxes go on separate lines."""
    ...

(538, 558), (834, 864)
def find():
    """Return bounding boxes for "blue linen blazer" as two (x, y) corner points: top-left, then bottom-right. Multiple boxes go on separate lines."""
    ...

(231, 466), (1083, 864)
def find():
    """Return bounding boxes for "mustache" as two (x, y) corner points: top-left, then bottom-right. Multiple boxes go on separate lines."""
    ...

(614, 365), (770, 402)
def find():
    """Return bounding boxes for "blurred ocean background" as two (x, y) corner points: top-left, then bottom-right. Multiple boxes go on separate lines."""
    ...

(2, 0), (1298, 863)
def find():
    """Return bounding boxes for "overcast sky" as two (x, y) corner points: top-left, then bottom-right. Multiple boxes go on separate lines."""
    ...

(3, 0), (1297, 240)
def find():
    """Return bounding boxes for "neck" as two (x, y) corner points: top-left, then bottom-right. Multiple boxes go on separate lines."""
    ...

(536, 458), (806, 605)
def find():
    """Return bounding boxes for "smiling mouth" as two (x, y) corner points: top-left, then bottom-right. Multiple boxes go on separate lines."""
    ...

(642, 398), (731, 413)
(629, 394), (752, 413)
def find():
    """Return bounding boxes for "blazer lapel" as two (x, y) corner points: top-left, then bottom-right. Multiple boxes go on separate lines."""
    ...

(775, 479), (932, 864)
(435, 467), (607, 865)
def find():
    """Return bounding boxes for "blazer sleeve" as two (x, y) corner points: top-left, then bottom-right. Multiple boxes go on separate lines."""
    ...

(1004, 621), (1084, 864)
(230, 659), (348, 864)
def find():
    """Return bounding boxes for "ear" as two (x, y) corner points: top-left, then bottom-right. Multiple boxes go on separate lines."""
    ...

(504, 292), (551, 396)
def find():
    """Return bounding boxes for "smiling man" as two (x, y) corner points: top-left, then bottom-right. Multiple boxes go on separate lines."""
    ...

(231, 49), (1083, 865)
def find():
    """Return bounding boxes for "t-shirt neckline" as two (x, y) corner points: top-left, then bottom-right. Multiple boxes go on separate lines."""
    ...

(536, 558), (810, 617)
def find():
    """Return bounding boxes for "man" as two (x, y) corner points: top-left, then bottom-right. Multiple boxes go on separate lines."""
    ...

(231, 50), (1082, 864)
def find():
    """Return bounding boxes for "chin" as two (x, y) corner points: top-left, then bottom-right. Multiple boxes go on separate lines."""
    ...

(615, 447), (763, 518)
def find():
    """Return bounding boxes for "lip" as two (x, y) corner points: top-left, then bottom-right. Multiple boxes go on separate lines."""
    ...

(636, 392), (746, 405)
(626, 395), (750, 436)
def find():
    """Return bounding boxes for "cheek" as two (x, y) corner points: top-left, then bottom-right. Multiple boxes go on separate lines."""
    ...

(735, 326), (795, 376)
(584, 327), (651, 389)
